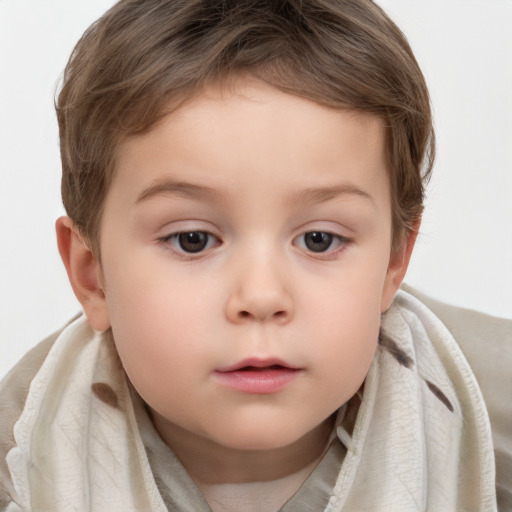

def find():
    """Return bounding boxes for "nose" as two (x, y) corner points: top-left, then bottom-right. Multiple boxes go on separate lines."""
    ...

(225, 249), (294, 325)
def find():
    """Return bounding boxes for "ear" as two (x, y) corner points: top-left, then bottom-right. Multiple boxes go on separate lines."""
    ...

(56, 216), (111, 331)
(380, 219), (420, 313)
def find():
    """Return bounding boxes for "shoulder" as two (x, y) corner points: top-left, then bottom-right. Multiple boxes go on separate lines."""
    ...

(403, 284), (512, 511)
(0, 315), (81, 509)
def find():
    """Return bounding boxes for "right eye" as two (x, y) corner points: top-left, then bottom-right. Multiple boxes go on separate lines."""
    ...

(161, 231), (219, 254)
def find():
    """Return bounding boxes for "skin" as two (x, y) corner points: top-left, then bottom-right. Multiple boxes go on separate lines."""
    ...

(57, 78), (416, 510)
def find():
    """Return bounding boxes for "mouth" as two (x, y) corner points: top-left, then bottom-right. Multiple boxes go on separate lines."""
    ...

(217, 358), (299, 372)
(237, 364), (289, 371)
(214, 358), (302, 394)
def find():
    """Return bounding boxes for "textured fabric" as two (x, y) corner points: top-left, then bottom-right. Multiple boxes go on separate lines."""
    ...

(4, 321), (167, 512)
(280, 439), (346, 511)
(0, 332), (59, 510)
(0, 289), (502, 511)
(328, 291), (497, 511)
(404, 284), (512, 511)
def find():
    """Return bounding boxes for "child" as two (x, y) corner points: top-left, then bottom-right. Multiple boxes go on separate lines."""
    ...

(0, 1), (510, 510)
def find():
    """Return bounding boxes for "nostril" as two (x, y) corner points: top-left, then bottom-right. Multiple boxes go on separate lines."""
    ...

(236, 310), (287, 321)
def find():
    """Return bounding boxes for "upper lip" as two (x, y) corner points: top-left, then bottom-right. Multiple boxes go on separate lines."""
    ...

(216, 357), (300, 372)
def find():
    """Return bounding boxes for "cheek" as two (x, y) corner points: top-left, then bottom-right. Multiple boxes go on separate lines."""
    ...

(318, 304), (379, 393)
(299, 266), (383, 398)
(102, 260), (215, 392)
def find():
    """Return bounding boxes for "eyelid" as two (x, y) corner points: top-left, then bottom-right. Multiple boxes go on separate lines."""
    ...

(292, 230), (353, 259)
(158, 228), (222, 259)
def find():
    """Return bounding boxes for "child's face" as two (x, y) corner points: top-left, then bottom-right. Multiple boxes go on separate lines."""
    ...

(89, 78), (408, 452)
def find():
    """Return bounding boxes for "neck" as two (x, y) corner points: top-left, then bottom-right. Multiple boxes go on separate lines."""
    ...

(152, 412), (333, 484)
(150, 411), (334, 511)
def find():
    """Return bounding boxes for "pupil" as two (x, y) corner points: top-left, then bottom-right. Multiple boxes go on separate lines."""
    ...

(305, 231), (332, 252)
(178, 232), (208, 253)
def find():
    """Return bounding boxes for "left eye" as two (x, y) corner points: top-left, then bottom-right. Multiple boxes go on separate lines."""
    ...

(294, 231), (348, 253)
(163, 231), (218, 254)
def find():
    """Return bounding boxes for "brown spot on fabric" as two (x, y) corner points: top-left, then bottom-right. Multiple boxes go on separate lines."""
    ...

(91, 382), (119, 409)
(425, 380), (454, 413)
(378, 332), (414, 369)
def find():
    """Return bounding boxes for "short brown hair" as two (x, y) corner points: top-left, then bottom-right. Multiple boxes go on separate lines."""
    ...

(57, 0), (434, 255)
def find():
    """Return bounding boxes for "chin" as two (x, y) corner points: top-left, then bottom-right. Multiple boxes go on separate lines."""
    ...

(210, 423), (312, 452)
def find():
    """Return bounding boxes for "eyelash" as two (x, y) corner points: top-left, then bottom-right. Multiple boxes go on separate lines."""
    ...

(158, 230), (352, 259)
(158, 231), (221, 258)
(293, 231), (352, 259)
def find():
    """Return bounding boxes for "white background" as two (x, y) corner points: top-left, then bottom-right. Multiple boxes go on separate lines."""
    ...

(1, 0), (511, 380)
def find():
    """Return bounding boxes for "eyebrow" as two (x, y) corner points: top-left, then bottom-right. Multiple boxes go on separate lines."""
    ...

(136, 180), (221, 204)
(136, 179), (375, 207)
(287, 184), (375, 207)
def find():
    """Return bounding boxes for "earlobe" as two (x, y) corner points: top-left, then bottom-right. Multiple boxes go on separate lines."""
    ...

(56, 216), (111, 331)
(380, 220), (420, 312)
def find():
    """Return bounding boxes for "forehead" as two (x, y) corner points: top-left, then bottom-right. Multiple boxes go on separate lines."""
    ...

(108, 78), (388, 211)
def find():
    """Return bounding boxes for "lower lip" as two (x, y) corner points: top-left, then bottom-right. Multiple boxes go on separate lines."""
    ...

(214, 367), (301, 394)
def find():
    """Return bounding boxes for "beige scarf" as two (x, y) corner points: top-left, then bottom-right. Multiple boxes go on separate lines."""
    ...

(6, 290), (497, 511)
